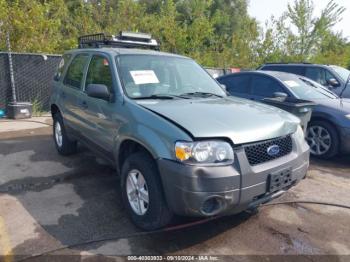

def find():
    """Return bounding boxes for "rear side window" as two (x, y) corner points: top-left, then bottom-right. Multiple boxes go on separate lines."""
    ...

(64, 54), (90, 89)
(251, 75), (284, 97)
(54, 54), (71, 81)
(85, 55), (114, 93)
(218, 75), (251, 94)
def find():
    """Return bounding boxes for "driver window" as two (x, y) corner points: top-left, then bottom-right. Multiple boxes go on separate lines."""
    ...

(305, 67), (326, 86)
(85, 55), (113, 93)
(251, 75), (284, 97)
(325, 70), (338, 84)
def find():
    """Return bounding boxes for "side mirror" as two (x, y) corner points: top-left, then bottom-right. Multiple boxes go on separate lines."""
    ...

(53, 73), (61, 82)
(273, 92), (288, 99)
(327, 78), (340, 88)
(86, 84), (110, 101)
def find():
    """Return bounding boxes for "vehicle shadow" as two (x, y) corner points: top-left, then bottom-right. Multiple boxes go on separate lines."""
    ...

(1, 133), (253, 256)
(310, 155), (350, 178)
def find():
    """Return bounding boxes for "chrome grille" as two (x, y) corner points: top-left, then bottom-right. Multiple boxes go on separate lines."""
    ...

(244, 136), (293, 166)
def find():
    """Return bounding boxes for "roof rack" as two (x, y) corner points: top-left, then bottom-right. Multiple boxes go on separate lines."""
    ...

(78, 32), (160, 50)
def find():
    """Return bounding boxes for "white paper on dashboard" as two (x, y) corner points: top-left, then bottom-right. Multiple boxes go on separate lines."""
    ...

(284, 80), (299, 88)
(130, 70), (160, 85)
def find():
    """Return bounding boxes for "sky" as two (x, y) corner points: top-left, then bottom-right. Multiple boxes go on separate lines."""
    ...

(248, 0), (350, 38)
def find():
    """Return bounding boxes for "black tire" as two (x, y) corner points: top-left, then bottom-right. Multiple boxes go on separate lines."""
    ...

(53, 113), (77, 156)
(121, 152), (173, 230)
(306, 120), (339, 159)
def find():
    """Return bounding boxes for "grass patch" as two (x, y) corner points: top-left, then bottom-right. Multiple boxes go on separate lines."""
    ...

(31, 99), (45, 117)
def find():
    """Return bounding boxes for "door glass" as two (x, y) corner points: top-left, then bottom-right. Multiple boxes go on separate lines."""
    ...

(63, 54), (90, 89)
(251, 75), (284, 97)
(218, 75), (250, 95)
(54, 54), (71, 81)
(305, 67), (326, 86)
(325, 70), (338, 83)
(85, 55), (113, 93)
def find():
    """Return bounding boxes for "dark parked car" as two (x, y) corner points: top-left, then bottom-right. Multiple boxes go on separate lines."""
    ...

(259, 63), (350, 98)
(217, 71), (350, 159)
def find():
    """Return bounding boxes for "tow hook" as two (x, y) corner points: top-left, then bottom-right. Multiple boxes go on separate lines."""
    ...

(248, 190), (286, 210)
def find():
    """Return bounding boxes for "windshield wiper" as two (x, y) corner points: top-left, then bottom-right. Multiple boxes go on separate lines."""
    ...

(300, 78), (338, 99)
(133, 94), (186, 100)
(179, 92), (224, 98)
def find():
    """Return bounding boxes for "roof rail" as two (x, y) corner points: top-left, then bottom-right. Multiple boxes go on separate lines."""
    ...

(78, 32), (160, 50)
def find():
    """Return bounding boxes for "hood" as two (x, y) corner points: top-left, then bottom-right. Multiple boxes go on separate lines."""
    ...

(136, 97), (300, 144)
(313, 98), (350, 114)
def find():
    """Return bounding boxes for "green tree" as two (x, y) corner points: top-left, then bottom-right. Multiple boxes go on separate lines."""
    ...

(1, 0), (64, 53)
(258, 0), (349, 67)
(286, 0), (345, 60)
(312, 31), (350, 66)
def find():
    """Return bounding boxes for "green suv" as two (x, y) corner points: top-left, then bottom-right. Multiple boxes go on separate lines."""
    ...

(50, 32), (310, 230)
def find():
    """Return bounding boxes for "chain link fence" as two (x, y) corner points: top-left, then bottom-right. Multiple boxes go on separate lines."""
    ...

(0, 52), (235, 113)
(0, 52), (61, 111)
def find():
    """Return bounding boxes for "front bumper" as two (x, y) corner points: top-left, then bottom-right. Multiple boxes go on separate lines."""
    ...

(158, 134), (310, 217)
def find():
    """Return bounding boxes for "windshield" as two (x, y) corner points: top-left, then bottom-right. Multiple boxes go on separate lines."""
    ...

(282, 77), (338, 99)
(330, 65), (350, 82)
(116, 55), (226, 99)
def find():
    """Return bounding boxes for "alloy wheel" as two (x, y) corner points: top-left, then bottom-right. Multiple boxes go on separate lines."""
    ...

(54, 121), (63, 147)
(126, 169), (149, 216)
(306, 126), (332, 156)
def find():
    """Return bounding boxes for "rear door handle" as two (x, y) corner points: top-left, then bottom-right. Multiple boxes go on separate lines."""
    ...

(61, 92), (66, 99)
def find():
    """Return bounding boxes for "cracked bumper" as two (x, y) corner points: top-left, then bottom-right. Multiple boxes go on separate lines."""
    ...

(158, 135), (310, 217)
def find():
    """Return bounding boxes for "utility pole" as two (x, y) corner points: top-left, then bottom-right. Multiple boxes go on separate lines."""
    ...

(6, 31), (17, 104)
(4, 28), (33, 119)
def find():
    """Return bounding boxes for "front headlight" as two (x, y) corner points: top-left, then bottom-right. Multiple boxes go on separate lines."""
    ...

(175, 140), (234, 164)
(345, 114), (350, 120)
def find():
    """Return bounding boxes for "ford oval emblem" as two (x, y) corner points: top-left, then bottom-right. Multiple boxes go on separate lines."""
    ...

(267, 145), (280, 157)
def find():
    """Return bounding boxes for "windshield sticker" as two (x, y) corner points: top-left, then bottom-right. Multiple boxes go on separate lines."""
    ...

(284, 80), (299, 88)
(130, 70), (160, 85)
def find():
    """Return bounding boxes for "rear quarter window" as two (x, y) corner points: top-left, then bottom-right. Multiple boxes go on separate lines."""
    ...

(54, 54), (71, 81)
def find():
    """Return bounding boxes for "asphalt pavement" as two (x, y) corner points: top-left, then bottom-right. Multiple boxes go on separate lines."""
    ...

(0, 124), (350, 261)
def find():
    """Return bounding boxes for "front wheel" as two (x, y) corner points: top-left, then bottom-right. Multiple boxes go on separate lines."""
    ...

(306, 121), (339, 159)
(53, 113), (77, 156)
(121, 152), (173, 230)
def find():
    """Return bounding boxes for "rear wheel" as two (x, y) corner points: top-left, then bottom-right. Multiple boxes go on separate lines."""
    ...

(53, 113), (77, 156)
(306, 121), (339, 159)
(121, 152), (173, 230)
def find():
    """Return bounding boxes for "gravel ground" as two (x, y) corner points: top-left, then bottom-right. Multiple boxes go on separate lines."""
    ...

(0, 125), (349, 261)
